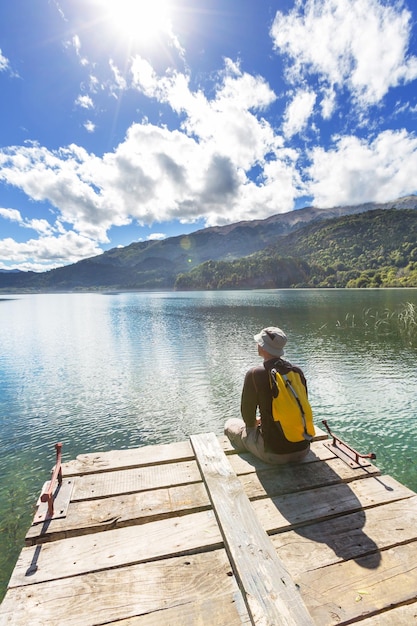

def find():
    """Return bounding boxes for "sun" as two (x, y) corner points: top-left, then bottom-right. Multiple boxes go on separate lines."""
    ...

(98, 0), (173, 46)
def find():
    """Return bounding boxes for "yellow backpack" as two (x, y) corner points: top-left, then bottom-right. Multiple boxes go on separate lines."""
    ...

(269, 367), (315, 443)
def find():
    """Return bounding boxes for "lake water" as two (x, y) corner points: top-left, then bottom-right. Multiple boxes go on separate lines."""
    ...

(1, 288), (417, 598)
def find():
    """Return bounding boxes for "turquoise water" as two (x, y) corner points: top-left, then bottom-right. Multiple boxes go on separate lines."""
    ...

(1, 289), (416, 599)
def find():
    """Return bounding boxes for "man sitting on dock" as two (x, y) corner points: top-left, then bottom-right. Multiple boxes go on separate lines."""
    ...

(224, 326), (314, 464)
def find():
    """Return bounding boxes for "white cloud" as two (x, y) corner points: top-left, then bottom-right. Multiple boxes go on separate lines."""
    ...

(0, 48), (19, 78)
(0, 231), (103, 272)
(110, 59), (127, 91)
(130, 56), (158, 94)
(307, 129), (417, 207)
(0, 207), (54, 235)
(147, 232), (166, 241)
(76, 95), (94, 109)
(89, 74), (100, 91)
(0, 57), (301, 251)
(72, 35), (81, 56)
(69, 34), (89, 66)
(0, 49), (10, 72)
(84, 120), (96, 132)
(3, 14), (416, 276)
(131, 57), (280, 174)
(394, 101), (417, 116)
(123, 57), (301, 221)
(271, 0), (417, 111)
(0, 143), (116, 241)
(283, 89), (317, 138)
(320, 86), (337, 119)
(24, 218), (55, 235)
(0, 207), (22, 222)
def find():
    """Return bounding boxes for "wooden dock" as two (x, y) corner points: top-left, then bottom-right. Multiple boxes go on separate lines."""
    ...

(0, 427), (417, 625)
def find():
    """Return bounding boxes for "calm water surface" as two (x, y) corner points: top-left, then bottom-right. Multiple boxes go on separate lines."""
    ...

(1, 289), (416, 598)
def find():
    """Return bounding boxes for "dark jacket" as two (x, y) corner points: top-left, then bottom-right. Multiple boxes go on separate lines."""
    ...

(240, 357), (310, 454)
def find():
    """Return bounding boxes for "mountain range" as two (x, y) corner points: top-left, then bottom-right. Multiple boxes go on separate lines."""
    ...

(1, 195), (417, 292)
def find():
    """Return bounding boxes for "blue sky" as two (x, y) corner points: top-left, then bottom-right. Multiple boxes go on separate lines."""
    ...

(1, 0), (417, 271)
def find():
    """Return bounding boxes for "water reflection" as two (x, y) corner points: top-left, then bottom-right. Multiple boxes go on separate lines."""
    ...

(1, 289), (416, 468)
(0, 289), (416, 598)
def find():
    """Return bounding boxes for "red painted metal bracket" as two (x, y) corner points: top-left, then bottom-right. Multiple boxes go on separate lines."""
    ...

(322, 420), (376, 466)
(40, 442), (63, 518)
(32, 442), (74, 526)
(35, 443), (69, 521)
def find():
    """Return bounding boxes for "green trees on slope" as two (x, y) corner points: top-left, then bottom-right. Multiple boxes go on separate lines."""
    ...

(175, 209), (417, 289)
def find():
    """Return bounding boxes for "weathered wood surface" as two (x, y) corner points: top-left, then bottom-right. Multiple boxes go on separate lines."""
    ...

(11, 510), (222, 588)
(239, 456), (381, 500)
(270, 494), (417, 571)
(358, 602), (417, 625)
(25, 481), (211, 544)
(0, 551), (251, 626)
(24, 438), (336, 545)
(1, 425), (417, 626)
(302, 540), (417, 625)
(71, 459), (202, 500)
(59, 429), (329, 477)
(252, 474), (415, 533)
(191, 432), (314, 626)
(61, 439), (195, 475)
(18, 478), (415, 589)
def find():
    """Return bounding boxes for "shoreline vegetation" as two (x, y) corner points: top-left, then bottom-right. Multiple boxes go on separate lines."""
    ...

(334, 302), (417, 347)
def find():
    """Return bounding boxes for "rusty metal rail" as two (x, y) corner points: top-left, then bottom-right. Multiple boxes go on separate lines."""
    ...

(40, 443), (63, 518)
(322, 420), (376, 463)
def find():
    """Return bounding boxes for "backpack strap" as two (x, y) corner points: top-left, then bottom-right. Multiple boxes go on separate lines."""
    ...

(269, 359), (290, 399)
(282, 374), (313, 442)
(269, 368), (279, 398)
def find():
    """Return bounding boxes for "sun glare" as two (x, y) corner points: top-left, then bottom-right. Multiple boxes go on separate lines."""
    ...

(101, 0), (173, 45)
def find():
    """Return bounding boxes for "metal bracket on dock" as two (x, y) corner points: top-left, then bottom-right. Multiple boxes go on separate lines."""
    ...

(321, 420), (376, 469)
(33, 442), (73, 524)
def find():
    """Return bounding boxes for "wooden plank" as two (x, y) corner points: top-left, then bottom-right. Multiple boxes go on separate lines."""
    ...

(25, 471), (414, 558)
(25, 482), (211, 545)
(239, 456), (381, 500)
(71, 460), (201, 501)
(9, 510), (222, 588)
(68, 442), (351, 505)
(24, 440), (355, 546)
(299, 541), (417, 625)
(61, 440), (195, 476)
(358, 601), (417, 625)
(191, 432), (314, 626)
(108, 596), (252, 625)
(270, 496), (417, 573)
(251, 474), (415, 535)
(0, 550), (251, 626)
(61, 428), (329, 476)
(32, 478), (74, 524)
(228, 440), (337, 476)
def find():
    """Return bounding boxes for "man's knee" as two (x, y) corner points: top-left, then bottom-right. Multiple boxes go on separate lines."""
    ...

(224, 418), (246, 450)
(224, 418), (244, 435)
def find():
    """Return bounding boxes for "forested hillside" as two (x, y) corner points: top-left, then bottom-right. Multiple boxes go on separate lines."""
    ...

(175, 209), (417, 289)
(1, 206), (416, 291)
